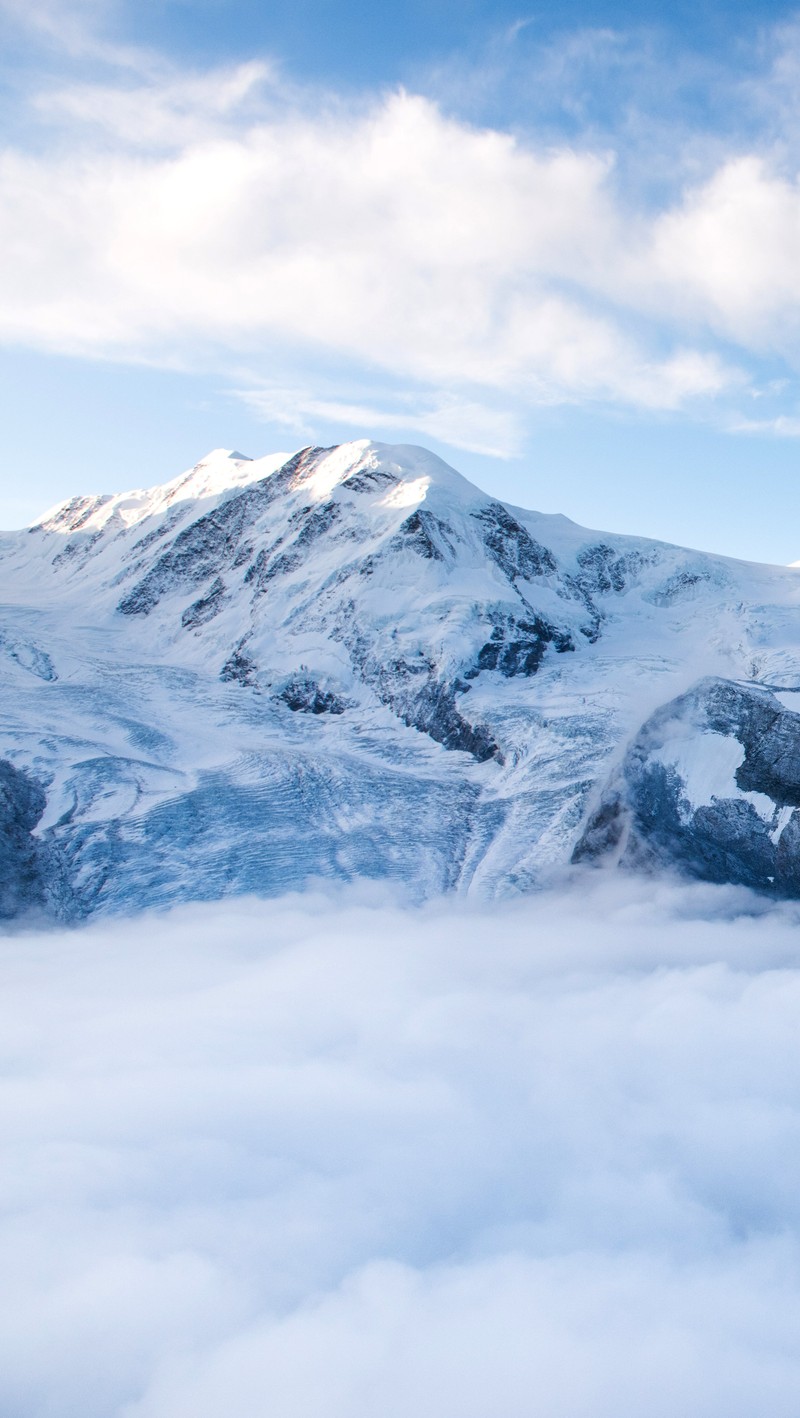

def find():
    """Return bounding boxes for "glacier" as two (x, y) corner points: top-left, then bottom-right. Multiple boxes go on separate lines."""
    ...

(4, 438), (800, 918)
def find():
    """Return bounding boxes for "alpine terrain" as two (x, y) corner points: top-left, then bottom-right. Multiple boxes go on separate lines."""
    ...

(3, 438), (800, 920)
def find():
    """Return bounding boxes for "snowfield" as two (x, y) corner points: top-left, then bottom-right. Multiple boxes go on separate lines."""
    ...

(3, 438), (800, 914)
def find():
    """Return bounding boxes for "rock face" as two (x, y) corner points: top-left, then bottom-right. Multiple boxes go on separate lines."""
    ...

(0, 761), (69, 918)
(574, 678), (800, 894)
(5, 438), (800, 918)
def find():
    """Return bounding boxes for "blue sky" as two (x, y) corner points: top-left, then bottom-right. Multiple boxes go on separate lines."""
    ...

(3, 0), (800, 560)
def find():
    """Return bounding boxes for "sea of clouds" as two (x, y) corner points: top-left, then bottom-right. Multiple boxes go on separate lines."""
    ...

(4, 873), (800, 1416)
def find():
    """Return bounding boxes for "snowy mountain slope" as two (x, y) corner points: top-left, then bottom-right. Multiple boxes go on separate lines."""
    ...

(3, 439), (800, 917)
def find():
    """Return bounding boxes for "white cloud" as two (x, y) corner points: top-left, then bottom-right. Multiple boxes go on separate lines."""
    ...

(12, 16), (800, 443)
(235, 383), (524, 457)
(3, 877), (800, 1415)
(0, 0), (153, 70)
(728, 413), (800, 437)
(646, 156), (800, 346)
(0, 67), (745, 424)
(34, 61), (275, 148)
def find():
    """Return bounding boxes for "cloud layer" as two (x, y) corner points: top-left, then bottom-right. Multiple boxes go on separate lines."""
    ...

(4, 876), (800, 1416)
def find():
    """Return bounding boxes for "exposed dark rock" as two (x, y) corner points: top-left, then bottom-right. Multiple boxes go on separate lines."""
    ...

(403, 679), (500, 762)
(647, 569), (713, 607)
(119, 488), (268, 615)
(130, 505), (187, 556)
(333, 617), (500, 763)
(571, 797), (627, 864)
(473, 503), (557, 582)
(52, 531), (102, 568)
(279, 445), (337, 488)
(573, 677), (800, 895)
(32, 494), (111, 535)
(220, 643), (257, 686)
(252, 547), (302, 584)
(241, 503), (344, 594)
(243, 541), (282, 592)
(776, 812), (800, 895)
(703, 679), (800, 804)
(342, 468), (399, 494)
(232, 541), (255, 569)
(181, 577), (227, 629)
(465, 611), (574, 680)
(118, 448), (333, 617)
(391, 509), (457, 562)
(577, 614), (603, 643)
(293, 501), (342, 547)
(278, 677), (347, 715)
(0, 760), (70, 918)
(575, 543), (647, 596)
(0, 633), (57, 681)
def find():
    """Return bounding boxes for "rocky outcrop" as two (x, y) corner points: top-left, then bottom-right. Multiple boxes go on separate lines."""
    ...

(277, 677), (347, 715)
(118, 447), (332, 616)
(574, 677), (800, 893)
(473, 503), (558, 590)
(181, 576), (227, 629)
(465, 610), (574, 680)
(0, 760), (71, 919)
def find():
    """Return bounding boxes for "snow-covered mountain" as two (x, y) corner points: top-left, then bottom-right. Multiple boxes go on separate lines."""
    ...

(3, 438), (800, 919)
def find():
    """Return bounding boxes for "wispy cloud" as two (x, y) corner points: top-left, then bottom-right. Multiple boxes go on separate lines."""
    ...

(728, 413), (800, 438)
(234, 382), (525, 457)
(0, 0), (155, 69)
(34, 60), (275, 147)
